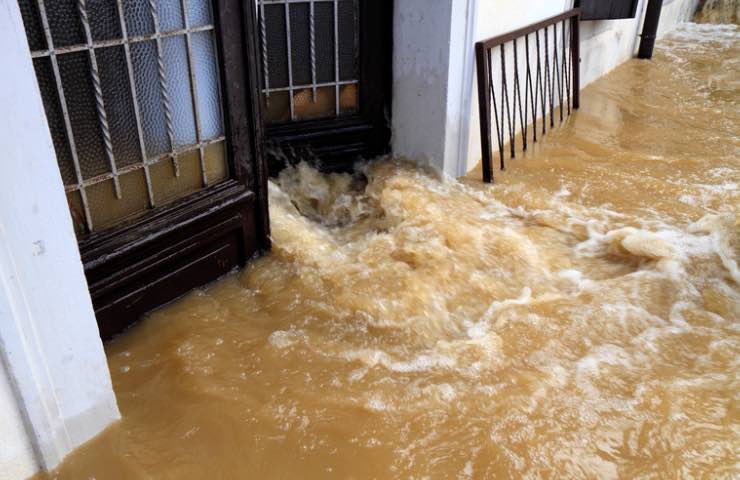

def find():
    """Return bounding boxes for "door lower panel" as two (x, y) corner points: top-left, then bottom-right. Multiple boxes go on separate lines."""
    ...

(82, 182), (258, 339)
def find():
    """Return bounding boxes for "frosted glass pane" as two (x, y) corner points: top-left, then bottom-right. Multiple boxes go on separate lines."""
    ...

(187, 0), (213, 27)
(162, 35), (197, 147)
(97, 46), (143, 168)
(33, 57), (77, 185)
(18, 0), (46, 51)
(158, 0), (184, 32)
(87, 0), (122, 42)
(314, 2), (335, 83)
(46, 0), (84, 47)
(263, 91), (290, 124)
(204, 141), (228, 184)
(338, 0), (359, 81)
(57, 51), (109, 180)
(66, 191), (86, 237)
(151, 150), (201, 206)
(339, 83), (358, 115)
(123, 0), (155, 37)
(192, 31), (223, 139)
(289, 3), (311, 86)
(264, 4), (288, 88)
(294, 86), (334, 121)
(131, 40), (170, 157)
(87, 169), (149, 230)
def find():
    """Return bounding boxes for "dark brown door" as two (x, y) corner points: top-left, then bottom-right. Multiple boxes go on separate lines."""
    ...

(257, 0), (393, 173)
(17, 0), (269, 339)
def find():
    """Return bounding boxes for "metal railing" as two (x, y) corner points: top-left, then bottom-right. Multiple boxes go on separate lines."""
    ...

(475, 8), (581, 183)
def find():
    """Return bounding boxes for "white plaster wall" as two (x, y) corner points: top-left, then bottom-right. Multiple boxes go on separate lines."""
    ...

(0, 362), (37, 480)
(392, 0), (454, 175)
(0, 0), (120, 477)
(464, 0), (700, 173)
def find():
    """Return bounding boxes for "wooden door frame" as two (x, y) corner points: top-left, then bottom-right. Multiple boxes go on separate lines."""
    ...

(80, 0), (270, 340)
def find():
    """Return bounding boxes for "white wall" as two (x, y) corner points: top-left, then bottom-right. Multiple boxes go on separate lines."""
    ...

(0, 0), (120, 477)
(0, 362), (37, 480)
(391, 0), (699, 176)
(392, 0), (478, 178)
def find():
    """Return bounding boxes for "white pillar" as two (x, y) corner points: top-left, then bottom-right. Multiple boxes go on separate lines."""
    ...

(392, 0), (479, 178)
(0, 0), (120, 475)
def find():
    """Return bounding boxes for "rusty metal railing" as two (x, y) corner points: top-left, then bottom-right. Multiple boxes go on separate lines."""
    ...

(475, 8), (581, 183)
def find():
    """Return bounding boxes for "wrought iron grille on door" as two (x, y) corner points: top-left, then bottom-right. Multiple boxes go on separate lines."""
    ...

(259, 0), (359, 124)
(19, 0), (229, 234)
(257, 0), (392, 172)
(17, 0), (269, 339)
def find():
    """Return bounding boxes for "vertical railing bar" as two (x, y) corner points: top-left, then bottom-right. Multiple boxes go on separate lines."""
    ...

(36, 0), (94, 232)
(333, 0), (340, 116)
(260, 1), (270, 103)
(571, 13), (580, 110)
(309, 0), (317, 101)
(284, 0), (295, 120)
(536, 28), (545, 136)
(475, 43), (493, 183)
(148, 0), (180, 176)
(180, 0), (208, 187)
(513, 37), (525, 153)
(116, 0), (156, 208)
(498, 46), (507, 168)
(552, 22), (563, 124)
(489, 49), (504, 173)
(77, 0), (121, 199)
(524, 33), (531, 147)
(563, 19), (570, 115)
(544, 27), (555, 129)
(500, 44), (514, 161)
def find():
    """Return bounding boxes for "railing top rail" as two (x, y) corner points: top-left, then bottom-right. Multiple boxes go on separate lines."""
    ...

(476, 8), (581, 50)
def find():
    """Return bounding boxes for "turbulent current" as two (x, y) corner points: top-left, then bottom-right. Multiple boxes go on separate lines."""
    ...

(39, 24), (739, 479)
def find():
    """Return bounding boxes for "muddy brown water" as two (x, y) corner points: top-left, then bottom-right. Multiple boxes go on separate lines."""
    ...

(37, 24), (739, 479)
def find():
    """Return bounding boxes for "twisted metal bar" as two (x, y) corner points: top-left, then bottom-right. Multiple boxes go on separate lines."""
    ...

(310, 0), (317, 101)
(260, 0), (270, 101)
(78, 0), (121, 198)
(148, 0), (179, 176)
(36, 0), (94, 231)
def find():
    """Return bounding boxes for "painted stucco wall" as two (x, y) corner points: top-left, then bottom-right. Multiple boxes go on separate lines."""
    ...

(0, 1), (120, 478)
(0, 362), (37, 480)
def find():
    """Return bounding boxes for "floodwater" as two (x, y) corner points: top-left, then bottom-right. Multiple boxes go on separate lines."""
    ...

(39, 24), (738, 479)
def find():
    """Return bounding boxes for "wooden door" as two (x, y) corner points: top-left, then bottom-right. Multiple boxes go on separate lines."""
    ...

(17, 0), (269, 339)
